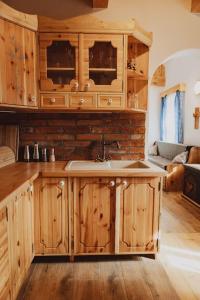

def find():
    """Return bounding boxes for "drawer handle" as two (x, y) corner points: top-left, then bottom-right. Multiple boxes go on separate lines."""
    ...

(109, 180), (115, 187)
(79, 98), (85, 105)
(27, 184), (33, 193)
(121, 180), (128, 188)
(29, 95), (36, 102)
(50, 98), (56, 104)
(108, 98), (112, 105)
(58, 180), (65, 189)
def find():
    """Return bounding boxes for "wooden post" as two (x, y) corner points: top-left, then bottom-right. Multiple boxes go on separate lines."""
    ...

(193, 107), (200, 129)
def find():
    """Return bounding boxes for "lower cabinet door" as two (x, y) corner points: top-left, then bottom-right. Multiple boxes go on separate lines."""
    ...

(11, 192), (26, 299)
(34, 178), (68, 255)
(118, 178), (160, 254)
(0, 206), (12, 300)
(74, 178), (115, 254)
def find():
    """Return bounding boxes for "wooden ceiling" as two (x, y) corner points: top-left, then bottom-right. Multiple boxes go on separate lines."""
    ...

(191, 0), (200, 13)
(92, 0), (109, 8)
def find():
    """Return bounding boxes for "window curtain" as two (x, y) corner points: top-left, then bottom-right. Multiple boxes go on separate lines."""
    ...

(174, 90), (184, 144)
(160, 95), (167, 141)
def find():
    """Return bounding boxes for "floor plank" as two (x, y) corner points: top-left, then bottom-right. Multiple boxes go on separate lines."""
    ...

(20, 192), (200, 300)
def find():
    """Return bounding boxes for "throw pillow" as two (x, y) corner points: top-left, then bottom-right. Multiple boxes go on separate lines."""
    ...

(149, 144), (158, 156)
(172, 151), (188, 164)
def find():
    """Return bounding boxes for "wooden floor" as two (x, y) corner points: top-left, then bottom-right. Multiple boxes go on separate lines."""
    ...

(20, 193), (200, 300)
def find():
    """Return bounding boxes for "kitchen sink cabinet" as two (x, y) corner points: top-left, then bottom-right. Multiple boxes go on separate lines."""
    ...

(73, 178), (116, 254)
(72, 176), (161, 256)
(34, 178), (69, 255)
(116, 177), (161, 254)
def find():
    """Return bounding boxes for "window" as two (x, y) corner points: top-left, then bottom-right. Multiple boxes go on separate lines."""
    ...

(160, 90), (184, 143)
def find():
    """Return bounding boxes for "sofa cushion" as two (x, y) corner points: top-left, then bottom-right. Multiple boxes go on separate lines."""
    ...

(157, 141), (186, 160)
(148, 155), (171, 169)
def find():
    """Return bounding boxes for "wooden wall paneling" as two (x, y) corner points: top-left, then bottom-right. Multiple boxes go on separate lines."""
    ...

(0, 205), (12, 300)
(0, 126), (19, 160)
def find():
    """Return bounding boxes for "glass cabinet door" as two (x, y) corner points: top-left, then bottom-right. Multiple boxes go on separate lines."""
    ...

(40, 34), (79, 91)
(82, 34), (124, 92)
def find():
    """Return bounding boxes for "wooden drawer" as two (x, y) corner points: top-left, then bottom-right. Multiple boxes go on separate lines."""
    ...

(40, 94), (68, 108)
(98, 94), (124, 109)
(69, 93), (97, 109)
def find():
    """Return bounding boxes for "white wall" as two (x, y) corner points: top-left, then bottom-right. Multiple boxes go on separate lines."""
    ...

(148, 85), (162, 146)
(148, 49), (200, 147)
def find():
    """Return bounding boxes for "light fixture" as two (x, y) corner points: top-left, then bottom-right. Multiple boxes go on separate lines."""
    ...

(194, 81), (200, 95)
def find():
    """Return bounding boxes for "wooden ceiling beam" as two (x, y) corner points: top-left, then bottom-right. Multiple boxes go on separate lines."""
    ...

(92, 0), (109, 8)
(191, 0), (200, 13)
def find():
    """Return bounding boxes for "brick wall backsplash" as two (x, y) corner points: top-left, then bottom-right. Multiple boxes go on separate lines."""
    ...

(0, 112), (145, 161)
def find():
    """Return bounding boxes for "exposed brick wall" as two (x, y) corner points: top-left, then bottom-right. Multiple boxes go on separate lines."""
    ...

(0, 112), (146, 161)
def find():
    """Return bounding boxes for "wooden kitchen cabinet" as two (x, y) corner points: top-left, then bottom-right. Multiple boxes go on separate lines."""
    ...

(34, 178), (68, 255)
(0, 205), (12, 300)
(0, 18), (37, 107)
(117, 177), (161, 254)
(127, 36), (149, 111)
(10, 183), (34, 299)
(39, 33), (124, 94)
(73, 178), (116, 254)
(38, 15), (152, 111)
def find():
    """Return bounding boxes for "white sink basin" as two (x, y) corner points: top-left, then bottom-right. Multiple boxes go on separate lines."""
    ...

(66, 160), (111, 170)
(65, 160), (149, 170)
(109, 160), (149, 169)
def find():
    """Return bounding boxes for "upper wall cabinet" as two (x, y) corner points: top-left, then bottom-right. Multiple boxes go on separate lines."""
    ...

(39, 33), (124, 93)
(0, 1), (38, 108)
(40, 34), (79, 92)
(38, 15), (152, 111)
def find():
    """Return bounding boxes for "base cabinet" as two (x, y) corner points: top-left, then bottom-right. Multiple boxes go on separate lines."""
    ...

(73, 178), (116, 254)
(10, 183), (34, 300)
(0, 182), (34, 300)
(0, 206), (12, 300)
(117, 177), (160, 254)
(34, 178), (68, 255)
(72, 177), (161, 255)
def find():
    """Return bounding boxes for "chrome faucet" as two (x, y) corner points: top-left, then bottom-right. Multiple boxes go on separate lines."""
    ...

(96, 136), (120, 162)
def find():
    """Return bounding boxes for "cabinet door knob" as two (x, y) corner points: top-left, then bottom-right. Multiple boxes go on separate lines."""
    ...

(109, 180), (115, 187)
(121, 180), (128, 187)
(79, 98), (85, 104)
(108, 98), (112, 105)
(29, 95), (36, 102)
(50, 98), (56, 104)
(27, 184), (33, 193)
(85, 83), (90, 91)
(58, 180), (65, 189)
(74, 82), (79, 91)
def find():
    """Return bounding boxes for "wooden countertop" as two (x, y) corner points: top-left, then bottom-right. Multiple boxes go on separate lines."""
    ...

(0, 160), (166, 204)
